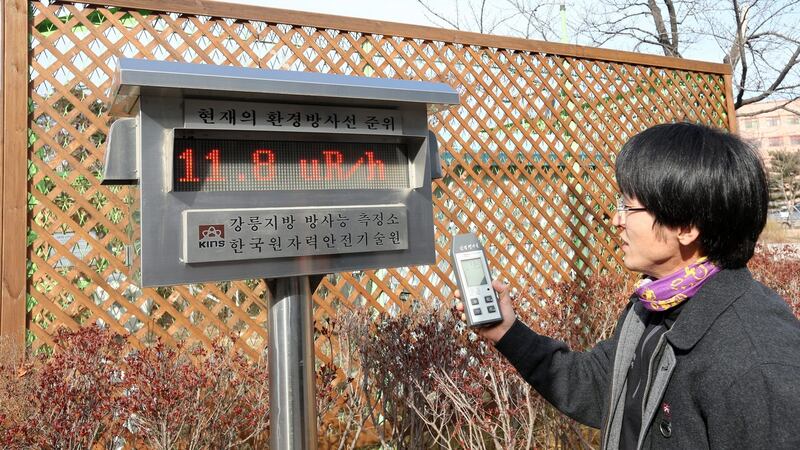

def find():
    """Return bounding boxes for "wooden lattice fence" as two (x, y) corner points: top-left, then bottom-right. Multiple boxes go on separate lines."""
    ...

(2, 0), (733, 368)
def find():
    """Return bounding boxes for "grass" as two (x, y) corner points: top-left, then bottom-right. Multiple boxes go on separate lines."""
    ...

(760, 219), (800, 244)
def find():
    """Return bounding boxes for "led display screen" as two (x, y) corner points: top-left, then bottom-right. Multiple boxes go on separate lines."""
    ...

(172, 138), (409, 192)
(461, 258), (487, 287)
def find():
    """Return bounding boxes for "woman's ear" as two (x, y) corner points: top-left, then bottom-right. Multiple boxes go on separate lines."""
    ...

(677, 225), (701, 246)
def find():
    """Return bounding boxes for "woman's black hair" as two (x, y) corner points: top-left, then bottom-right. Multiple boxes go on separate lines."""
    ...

(615, 122), (768, 268)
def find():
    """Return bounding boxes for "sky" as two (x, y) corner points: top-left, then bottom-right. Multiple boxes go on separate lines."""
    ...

(217, 0), (434, 27)
(214, 0), (726, 63)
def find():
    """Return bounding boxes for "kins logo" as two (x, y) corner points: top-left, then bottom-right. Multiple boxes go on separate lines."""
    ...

(198, 224), (225, 249)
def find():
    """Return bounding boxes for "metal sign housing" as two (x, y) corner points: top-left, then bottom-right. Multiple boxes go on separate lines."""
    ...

(103, 58), (459, 286)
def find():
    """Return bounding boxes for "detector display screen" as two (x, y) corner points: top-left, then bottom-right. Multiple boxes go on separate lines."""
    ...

(461, 258), (487, 287)
(172, 138), (409, 192)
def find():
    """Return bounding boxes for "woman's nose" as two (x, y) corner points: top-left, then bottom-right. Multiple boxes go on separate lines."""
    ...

(612, 211), (623, 227)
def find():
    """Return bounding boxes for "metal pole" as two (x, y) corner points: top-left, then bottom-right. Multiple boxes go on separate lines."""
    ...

(269, 276), (318, 450)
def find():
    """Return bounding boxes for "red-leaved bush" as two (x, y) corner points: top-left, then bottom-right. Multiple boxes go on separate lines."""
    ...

(337, 306), (468, 449)
(1, 326), (128, 449)
(749, 244), (800, 317)
(386, 270), (633, 450)
(123, 339), (270, 450)
(0, 326), (270, 449)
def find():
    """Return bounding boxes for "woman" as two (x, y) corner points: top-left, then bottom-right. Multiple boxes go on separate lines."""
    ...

(457, 122), (800, 449)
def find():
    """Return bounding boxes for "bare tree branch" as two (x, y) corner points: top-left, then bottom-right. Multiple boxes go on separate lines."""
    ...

(666, 0), (680, 52)
(736, 98), (796, 117)
(739, 44), (800, 107)
(417, 0), (463, 30)
(417, 0), (519, 35)
(748, 32), (800, 46)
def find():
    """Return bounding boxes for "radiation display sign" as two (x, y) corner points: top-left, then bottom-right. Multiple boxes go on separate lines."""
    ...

(102, 58), (458, 286)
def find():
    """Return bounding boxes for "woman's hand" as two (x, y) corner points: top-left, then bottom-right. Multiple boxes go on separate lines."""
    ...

(455, 279), (517, 344)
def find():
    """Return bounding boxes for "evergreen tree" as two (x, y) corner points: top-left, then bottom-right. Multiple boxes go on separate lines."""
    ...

(768, 150), (800, 208)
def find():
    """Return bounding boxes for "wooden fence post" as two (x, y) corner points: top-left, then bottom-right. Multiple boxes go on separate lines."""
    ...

(724, 74), (738, 134)
(1, 0), (29, 348)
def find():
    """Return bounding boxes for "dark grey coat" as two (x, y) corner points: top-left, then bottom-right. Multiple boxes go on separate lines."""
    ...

(495, 268), (800, 449)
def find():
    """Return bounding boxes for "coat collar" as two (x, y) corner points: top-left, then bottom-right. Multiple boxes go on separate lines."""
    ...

(664, 268), (752, 351)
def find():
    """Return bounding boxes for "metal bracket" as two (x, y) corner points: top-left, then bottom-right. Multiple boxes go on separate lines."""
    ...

(101, 117), (138, 185)
(428, 129), (443, 180)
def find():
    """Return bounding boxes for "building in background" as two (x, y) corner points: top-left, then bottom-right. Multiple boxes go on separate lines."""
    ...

(737, 99), (800, 165)
(737, 99), (800, 210)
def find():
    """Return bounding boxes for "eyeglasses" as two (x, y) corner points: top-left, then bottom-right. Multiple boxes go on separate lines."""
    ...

(616, 199), (647, 223)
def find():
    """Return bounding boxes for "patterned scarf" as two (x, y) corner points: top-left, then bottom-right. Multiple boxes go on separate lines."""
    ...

(634, 257), (721, 312)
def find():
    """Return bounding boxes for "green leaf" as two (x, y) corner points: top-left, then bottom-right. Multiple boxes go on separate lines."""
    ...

(34, 176), (55, 195)
(27, 192), (39, 210)
(35, 18), (62, 36)
(25, 330), (36, 346)
(27, 160), (38, 179)
(26, 293), (37, 312)
(27, 228), (38, 246)
(26, 260), (38, 279)
(28, 129), (37, 147)
(86, 10), (106, 25)
(76, 276), (91, 290)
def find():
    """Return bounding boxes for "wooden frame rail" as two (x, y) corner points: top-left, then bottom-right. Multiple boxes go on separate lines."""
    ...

(73, 0), (731, 75)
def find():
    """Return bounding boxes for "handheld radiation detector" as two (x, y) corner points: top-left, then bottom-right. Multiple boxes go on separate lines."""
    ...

(451, 233), (503, 328)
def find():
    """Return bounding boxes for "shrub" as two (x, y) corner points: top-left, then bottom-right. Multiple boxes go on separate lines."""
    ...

(122, 338), (270, 449)
(748, 244), (800, 317)
(0, 338), (39, 449)
(0, 327), (270, 449)
(1, 325), (127, 449)
(344, 305), (469, 449)
(397, 271), (631, 450)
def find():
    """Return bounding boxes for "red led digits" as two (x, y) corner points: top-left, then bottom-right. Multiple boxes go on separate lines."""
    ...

(205, 149), (225, 181)
(301, 150), (385, 181)
(252, 149), (276, 181)
(322, 150), (344, 180)
(365, 151), (385, 180)
(177, 148), (201, 182)
(173, 139), (402, 191)
(343, 156), (363, 179)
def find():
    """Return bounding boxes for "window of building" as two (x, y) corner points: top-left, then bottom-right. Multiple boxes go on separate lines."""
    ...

(791, 135), (800, 146)
(766, 117), (781, 127)
(744, 119), (758, 129)
(769, 136), (784, 147)
(789, 116), (800, 125)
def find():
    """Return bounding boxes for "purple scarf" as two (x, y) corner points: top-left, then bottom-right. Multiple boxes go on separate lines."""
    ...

(634, 257), (721, 312)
